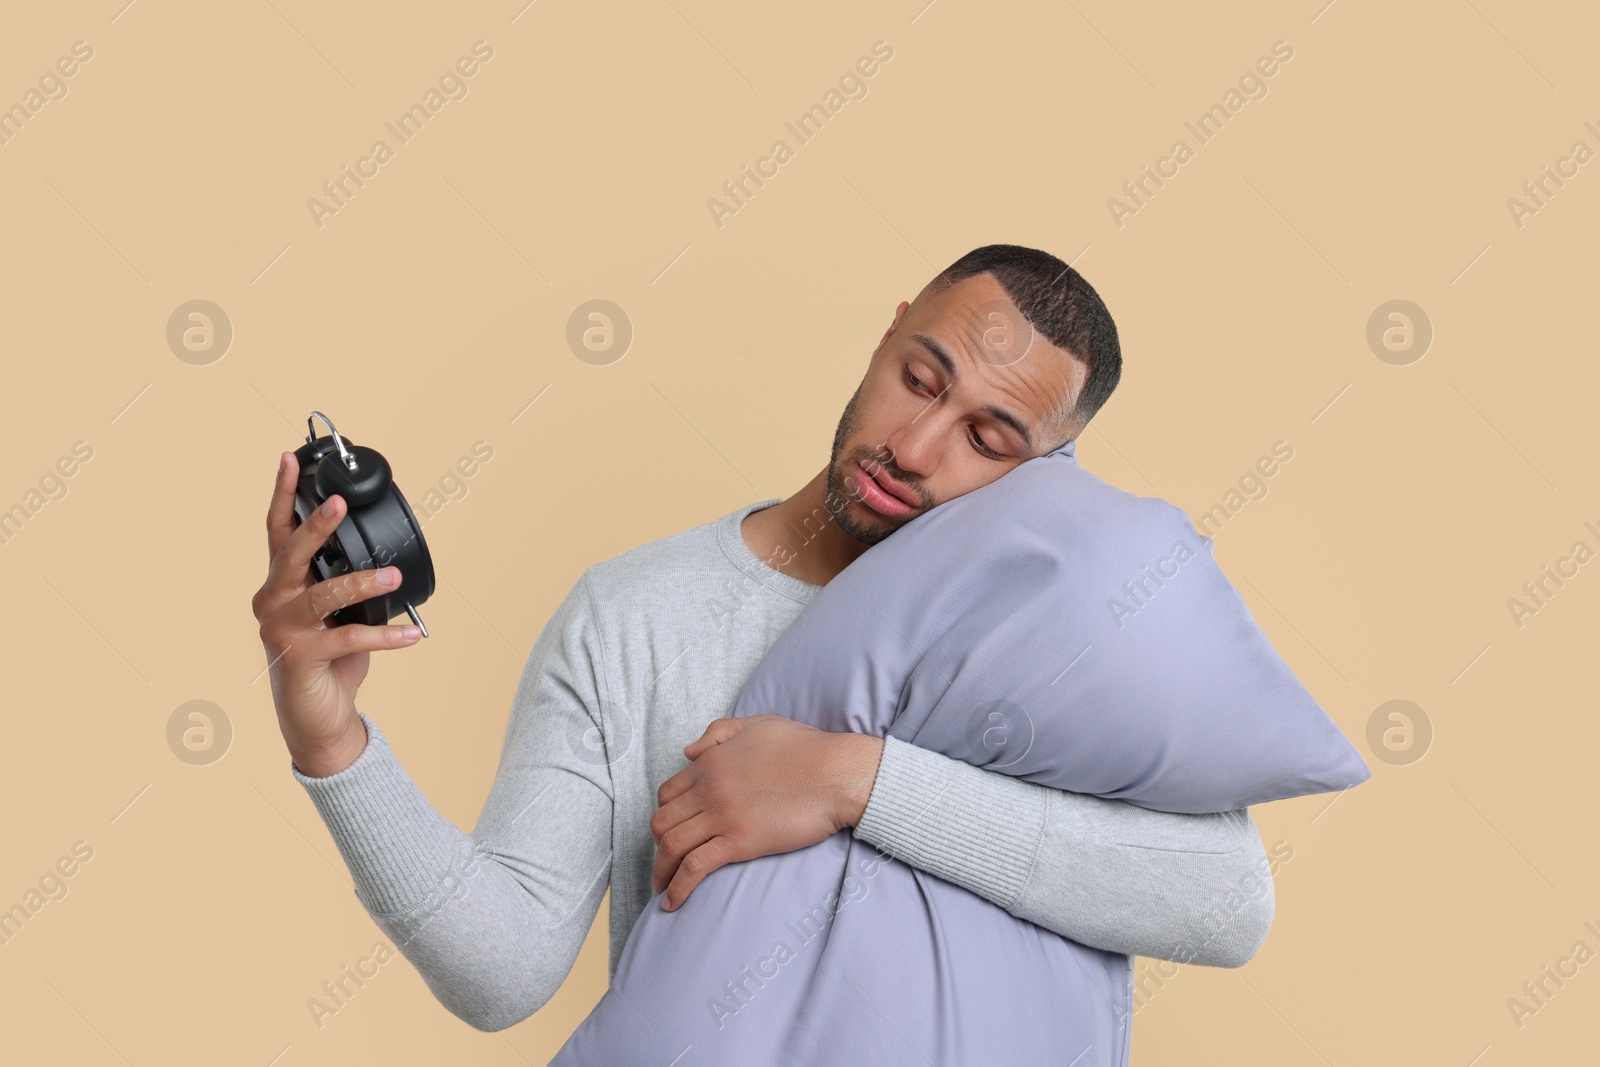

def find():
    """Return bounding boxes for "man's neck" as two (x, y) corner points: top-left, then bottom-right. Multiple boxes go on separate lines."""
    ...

(740, 466), (869, 588)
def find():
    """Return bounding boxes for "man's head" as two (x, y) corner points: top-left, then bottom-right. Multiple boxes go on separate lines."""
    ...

(826, 243), (1121, 546)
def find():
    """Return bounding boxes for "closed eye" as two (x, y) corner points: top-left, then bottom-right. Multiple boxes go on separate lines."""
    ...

(902, 363), (932, 395)
(902, 362), (1005, 460)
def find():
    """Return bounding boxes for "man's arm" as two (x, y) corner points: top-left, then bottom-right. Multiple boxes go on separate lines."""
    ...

(654, 719), (1275, 966)
(290, 571), (614, 1032)
(851, 734), (1274, 967)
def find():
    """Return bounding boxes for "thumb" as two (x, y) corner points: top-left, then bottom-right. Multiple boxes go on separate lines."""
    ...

(684, 716), (747, 758)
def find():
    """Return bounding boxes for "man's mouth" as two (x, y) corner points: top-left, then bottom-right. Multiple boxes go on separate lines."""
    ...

(854, 460), (920, 518)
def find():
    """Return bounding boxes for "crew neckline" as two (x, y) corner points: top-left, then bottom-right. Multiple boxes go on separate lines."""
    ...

(716, 498), (824, 606)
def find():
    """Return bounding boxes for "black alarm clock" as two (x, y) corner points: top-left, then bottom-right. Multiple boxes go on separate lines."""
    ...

(291, 411), (434, 636)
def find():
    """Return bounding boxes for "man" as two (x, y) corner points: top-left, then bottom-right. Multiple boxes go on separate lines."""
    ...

(253, 244), (1274, 1034)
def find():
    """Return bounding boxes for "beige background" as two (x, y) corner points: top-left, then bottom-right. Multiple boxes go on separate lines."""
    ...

(0, 0), (1593, 1063)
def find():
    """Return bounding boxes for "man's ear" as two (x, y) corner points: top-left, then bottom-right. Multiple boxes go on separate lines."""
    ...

(877, 300), (911, 351)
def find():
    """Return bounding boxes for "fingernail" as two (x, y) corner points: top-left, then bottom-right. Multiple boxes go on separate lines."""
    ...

(321, 498), (337, 517)
(278, 453), (286, 475)
(377, 567), (398, 587)
(400, 625), (421, 640)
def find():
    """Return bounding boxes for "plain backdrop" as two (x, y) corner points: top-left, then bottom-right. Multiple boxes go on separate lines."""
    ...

(0, 1), (1593, 1064)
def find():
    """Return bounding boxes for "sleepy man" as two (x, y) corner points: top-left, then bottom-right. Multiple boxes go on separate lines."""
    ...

(252, 243), (1275, 1034)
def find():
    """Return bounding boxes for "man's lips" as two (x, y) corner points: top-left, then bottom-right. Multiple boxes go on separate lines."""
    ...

(856, 460), (921, 516)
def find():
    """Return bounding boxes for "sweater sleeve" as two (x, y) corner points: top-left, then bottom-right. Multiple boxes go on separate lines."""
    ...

(851, 735), (1274, 968)
(290, 570), (615, 1031)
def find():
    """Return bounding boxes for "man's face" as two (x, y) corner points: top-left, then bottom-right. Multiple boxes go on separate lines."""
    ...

(826, 272), (1088, 547)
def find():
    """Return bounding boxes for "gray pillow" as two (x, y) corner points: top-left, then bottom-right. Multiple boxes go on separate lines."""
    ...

(551, 440), (1369, 1065)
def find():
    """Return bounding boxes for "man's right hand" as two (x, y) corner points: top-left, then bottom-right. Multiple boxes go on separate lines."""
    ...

(252, 451), (424, 778)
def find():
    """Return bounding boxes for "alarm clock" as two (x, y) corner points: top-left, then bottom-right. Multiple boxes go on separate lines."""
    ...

(291, 411), (434, 636)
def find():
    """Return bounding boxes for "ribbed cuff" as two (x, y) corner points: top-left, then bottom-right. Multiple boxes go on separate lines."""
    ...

(290, 711), (465, 918)
(851, 734), (1050, 910)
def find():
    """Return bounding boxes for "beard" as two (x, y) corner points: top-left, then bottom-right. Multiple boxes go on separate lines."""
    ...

(824, 382), (923, 548)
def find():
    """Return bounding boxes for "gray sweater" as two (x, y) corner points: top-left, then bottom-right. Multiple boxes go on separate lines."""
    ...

(292, 498), (1274, 1032)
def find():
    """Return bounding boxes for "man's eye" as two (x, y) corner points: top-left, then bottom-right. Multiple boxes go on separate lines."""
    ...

(902, 363), (1003, 458)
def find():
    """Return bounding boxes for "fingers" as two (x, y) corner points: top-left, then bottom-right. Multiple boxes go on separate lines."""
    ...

(265, 451), (300, 563)
(264, 491), (347, 601)
(660, 837), (741, 911)
(682, 716), (747, 759)
(259, 565), (417, 664)
(659, 715), (756, 826)
(298, 566), (404, 629)
(650, 783), (695, 842)
(656, 762), (695, 809)
(651, 806), (711, 892)
(280, 619), (423, 670)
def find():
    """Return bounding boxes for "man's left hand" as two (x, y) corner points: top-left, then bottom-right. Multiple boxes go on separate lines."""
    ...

(649, 714), (884, 912)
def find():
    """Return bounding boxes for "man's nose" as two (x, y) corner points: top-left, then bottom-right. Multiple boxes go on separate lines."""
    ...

(879, 413), (944, 479)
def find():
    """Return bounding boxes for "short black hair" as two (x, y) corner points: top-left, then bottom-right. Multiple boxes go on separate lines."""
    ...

(922, 243), (1122, 447)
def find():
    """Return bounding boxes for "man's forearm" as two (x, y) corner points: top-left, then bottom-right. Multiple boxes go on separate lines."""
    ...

(848, 734), (1274, 967)
(293, 712), (608, 1030)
